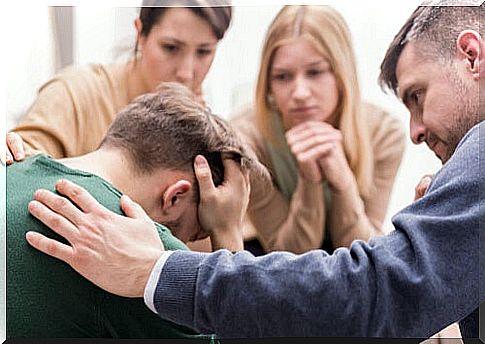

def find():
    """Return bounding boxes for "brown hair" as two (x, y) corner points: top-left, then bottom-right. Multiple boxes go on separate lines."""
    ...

(379, 1), (483, 96)
(255, 5), (373, 196)
(135, 0), (232, 57)
(100, 82), (267, 201)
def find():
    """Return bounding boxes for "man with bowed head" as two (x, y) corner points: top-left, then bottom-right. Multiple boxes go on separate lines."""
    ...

(24, 1), (483, 338)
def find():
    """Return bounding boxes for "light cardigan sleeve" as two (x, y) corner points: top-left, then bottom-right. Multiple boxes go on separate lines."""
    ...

(11, 64), (127, 159)
(12, 76), (81, 158)
(231, 104), (405, 253)
(328, 104), (406, 248)
(231, 110), (326, 254)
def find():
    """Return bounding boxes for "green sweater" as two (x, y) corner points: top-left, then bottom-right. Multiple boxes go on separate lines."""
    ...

(6, 154), (207, 339)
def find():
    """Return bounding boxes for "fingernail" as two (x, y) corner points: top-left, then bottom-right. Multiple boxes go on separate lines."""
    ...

(195, 155), (208, 168)
(25, 231), (37, 242)
(56, 179), (67, 189)
(6, 151), (12, 163)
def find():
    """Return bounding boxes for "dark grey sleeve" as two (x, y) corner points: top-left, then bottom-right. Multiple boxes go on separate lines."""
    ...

(154, 123), (482, 338)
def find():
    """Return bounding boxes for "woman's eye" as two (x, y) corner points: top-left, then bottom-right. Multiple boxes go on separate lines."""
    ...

(307, 69), (323, 77)
(197, 49), (212, 57)
(162, 44), (179, 53)
(272, 73), (290, 81)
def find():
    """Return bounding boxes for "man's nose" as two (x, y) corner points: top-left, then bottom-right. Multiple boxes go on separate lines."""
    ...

(410, 115), (426, 145)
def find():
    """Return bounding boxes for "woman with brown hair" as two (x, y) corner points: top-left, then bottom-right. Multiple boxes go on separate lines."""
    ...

(7, 0), (232, 159)
(232, 5), (406, 254)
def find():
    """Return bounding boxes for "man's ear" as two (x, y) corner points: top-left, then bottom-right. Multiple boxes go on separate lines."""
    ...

(457, 30), (483, 80)
(161, 180), (193, 212)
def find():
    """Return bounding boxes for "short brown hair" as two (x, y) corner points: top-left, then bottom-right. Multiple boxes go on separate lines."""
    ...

(100, 82), (267, 201)
(379, 1), (483, 95)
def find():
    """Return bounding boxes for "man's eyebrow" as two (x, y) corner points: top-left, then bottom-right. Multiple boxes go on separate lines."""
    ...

(399, 85), (412, 107)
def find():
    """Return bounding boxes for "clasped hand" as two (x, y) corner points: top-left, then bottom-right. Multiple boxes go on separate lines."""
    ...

(285, 121), (353, 192)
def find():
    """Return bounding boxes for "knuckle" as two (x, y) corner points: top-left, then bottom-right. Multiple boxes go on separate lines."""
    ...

(66, 186), (81, 200)
(50, 216), (63, 228)
(53, 197), (69, 211)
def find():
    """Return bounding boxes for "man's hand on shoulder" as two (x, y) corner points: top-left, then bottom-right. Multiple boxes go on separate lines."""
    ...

(26, 179), (164, 297)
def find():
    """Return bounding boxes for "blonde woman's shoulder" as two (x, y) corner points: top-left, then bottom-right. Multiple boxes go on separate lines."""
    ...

(229, 104), (269, 162)
(361, 101), (405, 140)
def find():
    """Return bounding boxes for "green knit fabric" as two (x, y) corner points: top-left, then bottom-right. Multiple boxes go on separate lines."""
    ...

(6, 154), (209, 339)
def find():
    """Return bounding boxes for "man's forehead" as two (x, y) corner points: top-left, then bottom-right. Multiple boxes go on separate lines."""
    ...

(395, 42), (421, 99)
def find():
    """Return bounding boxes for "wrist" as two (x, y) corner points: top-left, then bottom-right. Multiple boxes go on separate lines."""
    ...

(329, 169), (354, 194)
(210, 228), (243, 251)
(136, 250), (165, 298)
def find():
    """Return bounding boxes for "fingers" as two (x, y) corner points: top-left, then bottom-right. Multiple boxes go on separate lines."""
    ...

(28, 199), (79, 242)
(414, 174), (433, 201)
(25, 231), (74, 265)
(289, 133), (340, 157)
(6, 132), (26, 161)
(55, 179), (107, 214)
(286, 121), (338, 145)
(222, 158), (246, 184)
(120, 195), (151, 220)
(194, 155), (215, 193)
(1, 149), (12, 166)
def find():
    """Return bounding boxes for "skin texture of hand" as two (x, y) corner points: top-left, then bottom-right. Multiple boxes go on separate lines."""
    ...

(194, 155), (249, 252)
(286, 121), (353, 191)
(2, 132), (41, 165)
(25, 179), (164, 298)
(414, 174), (434, 201)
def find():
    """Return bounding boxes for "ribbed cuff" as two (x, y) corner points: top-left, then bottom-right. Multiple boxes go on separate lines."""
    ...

(144, 250), (174, 314)
(153, 250), (208, 328)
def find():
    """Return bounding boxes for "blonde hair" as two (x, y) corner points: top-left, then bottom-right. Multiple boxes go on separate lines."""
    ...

(255, 5), (373, 196)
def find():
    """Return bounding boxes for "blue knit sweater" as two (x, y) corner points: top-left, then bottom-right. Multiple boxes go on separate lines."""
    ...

(153, 121), (483, 338)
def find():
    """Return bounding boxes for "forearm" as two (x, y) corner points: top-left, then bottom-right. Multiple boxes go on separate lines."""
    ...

(329, 176), (382, 248)
(210, 230), (243, 251)
(154, 215), (477, 338)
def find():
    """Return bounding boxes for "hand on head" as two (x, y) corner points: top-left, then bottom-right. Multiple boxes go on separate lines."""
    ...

(26, 179), (164, 298)
(193, 154), (249, 251)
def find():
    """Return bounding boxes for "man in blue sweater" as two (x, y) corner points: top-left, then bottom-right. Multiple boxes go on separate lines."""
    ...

(23, 1), (483, 339)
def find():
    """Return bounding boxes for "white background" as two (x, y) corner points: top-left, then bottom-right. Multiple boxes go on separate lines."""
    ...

(2, 0), (444, 340)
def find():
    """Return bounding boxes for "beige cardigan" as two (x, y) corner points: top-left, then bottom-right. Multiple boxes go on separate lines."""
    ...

(231, 102), (406, 254)
(12, 63), (132, 158)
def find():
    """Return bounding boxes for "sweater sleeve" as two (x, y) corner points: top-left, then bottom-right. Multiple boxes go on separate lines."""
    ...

(328, 108), (406, 247)
(152, 122), (481, 338)
(231, 111), (325, 254)
(11, 64), (123, 159)
(11, 77), (81, 158)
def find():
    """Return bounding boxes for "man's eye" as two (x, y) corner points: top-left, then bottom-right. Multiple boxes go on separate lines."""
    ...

(412, 90), (424, 104)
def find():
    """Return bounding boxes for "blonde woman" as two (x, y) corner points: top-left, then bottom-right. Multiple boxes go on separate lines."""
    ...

(232, 5), (406, 254)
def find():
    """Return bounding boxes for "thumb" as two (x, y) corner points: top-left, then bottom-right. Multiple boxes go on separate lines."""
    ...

(120, 195), (150, 220)
(194, 155), (215, 192)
